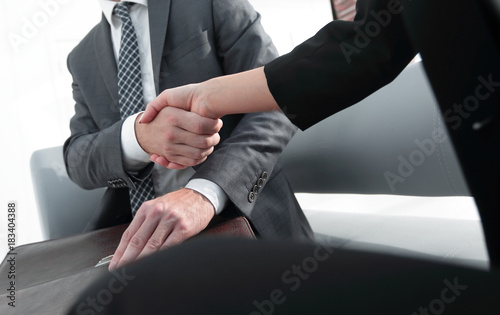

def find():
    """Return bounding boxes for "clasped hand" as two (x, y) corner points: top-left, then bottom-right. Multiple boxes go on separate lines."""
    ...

(138, 67), (275, 168)
(135, 105), (222, 169)
(138, 83), (217, 168)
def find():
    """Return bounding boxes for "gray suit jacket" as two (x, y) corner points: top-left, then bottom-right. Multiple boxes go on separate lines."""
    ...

(63, 0), (312, 240)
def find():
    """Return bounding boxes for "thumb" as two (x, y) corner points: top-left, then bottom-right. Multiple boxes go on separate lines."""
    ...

(140, 100), (165, 124)
(140, 87), (193, 124)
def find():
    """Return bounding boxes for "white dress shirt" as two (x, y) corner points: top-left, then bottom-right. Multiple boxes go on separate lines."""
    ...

(98, 0), (227, 213)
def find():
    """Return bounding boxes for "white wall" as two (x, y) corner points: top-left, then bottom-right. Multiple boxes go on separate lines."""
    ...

(0, 0), (333, 256)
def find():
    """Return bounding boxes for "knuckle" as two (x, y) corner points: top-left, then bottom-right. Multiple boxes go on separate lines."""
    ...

(146, 238), (162, 251)
(149, 204), (165, 217)
(192, 149), (204, 160)
(130, 236), (145, 249)
(121, 229), (134, 242)
(175, 221), (189, 235)
(197, 148), (213, 160)
(199, 137), (211, 149)
(166, 115), (177, 126)
(168, 208), (181, 221)
(113, 248), (125, 258)
(162, 145), (173, 156)
(183, 158), (198, 167)
(164, 131), (176, 143)
(140, 199), (153, 209)
(213, 133), (221, 144)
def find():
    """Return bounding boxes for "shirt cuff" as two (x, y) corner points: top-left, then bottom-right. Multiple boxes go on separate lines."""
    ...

(121, 112), (151, 172)
(185, 179), (228, 215)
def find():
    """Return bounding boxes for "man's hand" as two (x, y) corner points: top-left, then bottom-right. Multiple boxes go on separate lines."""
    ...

(136, 106), (222, 169)
(108, 188), (215, 270)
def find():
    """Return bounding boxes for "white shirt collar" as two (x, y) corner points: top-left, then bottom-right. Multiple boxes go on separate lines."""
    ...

(97, 0), (148, 25)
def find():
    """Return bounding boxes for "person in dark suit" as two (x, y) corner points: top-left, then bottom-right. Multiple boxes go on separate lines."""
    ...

(63, 0), (313, 270)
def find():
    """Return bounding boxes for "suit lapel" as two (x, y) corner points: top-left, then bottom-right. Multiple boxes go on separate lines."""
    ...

(94, 15), (120, 110)
(148, 0), (171, 95)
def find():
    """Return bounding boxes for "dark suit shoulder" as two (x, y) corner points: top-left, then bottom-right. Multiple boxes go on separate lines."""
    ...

(67, 20), (106, 72)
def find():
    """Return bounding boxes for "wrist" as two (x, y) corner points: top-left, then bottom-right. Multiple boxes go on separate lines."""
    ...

(185, 179), (227, 215)
(184, 188), (216, 217)
(134, 112), (151, 154)
(121, 112), (151, 170)
(191, 81), (216, 119)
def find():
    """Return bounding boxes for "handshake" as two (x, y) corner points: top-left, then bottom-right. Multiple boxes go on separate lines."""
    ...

(137, 67), (279, 168)
(136, 82), (222, 170)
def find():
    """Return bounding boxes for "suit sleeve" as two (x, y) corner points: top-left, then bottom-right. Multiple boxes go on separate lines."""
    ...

(63, 47), (150, 191)
(191, 0), (297, 215)
(265, 0), (418, 130)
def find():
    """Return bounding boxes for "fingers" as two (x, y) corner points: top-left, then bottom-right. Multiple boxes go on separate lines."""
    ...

(140, 93), (169, 124)
(161, 123), (221, 150)
(153, 141), (213, 166)
(108, 189), (215, 271)
(150, 154), (187, 169)
(136, 215), (181, 259)
(109, 202), (170, 271)
(162, 106), (222, 136)
(136, 107), (220, 166)
(108, 209), (148, 271)
(141, 85), (195, 124)
(140, 102), (162, 124)
(138, 106), (221, 167)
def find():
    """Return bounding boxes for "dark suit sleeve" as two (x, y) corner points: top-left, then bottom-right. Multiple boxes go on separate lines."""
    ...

(265, 0), (417, 130)
(191, 0), (298, 215)
(63, 37), (150, 191)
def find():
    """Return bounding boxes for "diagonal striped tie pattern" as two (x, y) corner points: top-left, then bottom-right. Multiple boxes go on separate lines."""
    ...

(114, 2), (155, 216)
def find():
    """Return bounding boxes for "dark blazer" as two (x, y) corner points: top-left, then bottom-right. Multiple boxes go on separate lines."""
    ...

(265, 0), (416, 130)
(264, 0), (500, 263)
(63, 0), (313, 240)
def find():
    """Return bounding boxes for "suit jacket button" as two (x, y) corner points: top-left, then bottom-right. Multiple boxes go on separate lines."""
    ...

(261, 171), (268, 180)
(252, 185), (259, 194)
(248, 192), (256, 203)
(257, 178), (265, 188)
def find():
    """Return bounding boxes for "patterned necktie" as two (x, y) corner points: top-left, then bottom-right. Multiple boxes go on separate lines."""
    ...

(114, 2), (155, 216)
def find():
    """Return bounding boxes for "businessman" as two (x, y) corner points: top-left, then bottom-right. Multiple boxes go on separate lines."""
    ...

(63, 0), (313, 270)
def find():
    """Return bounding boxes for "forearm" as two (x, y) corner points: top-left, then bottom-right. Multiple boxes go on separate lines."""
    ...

(193, 67), (280, 119)
(64, 121), (138, 190)
(264, 0), (417, 130)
